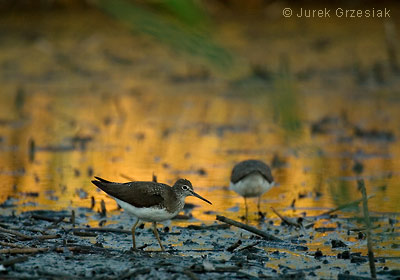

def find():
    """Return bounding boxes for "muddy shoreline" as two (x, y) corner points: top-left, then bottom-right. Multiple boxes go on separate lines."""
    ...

(0, 207), (399, 279)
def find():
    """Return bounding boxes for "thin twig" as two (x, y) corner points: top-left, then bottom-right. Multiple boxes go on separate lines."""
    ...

(53, 245), (114, 254)
(259, 240), (308, 252)
(319, 195), (375, 216)
(100, 199), (107, 217)
(0, 226), (33, 240)
(31, 214), (65, 223)
(0, 226), (60, 241)
(70, 227), (130, 234)
(238, 241), (260, 251)
(0, 247), (49, 254)
(271, 207), (302, 228)
(36, 234), (61, 240)
(70, 210), (75, 226)
(0, 241), (29, 249)
(73, 231), (97, 237)
(23, 227), (45, 234)
(186, 224), (230, 230)
(90, 196), (96, 209)
(357, 179), (376, 279)
(226, 239), (242, 252)
(216, 215), (283, 242)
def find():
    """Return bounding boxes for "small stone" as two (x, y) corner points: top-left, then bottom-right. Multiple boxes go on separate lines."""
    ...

(331, 239), (347, 248)
(314, 249), (323, 258)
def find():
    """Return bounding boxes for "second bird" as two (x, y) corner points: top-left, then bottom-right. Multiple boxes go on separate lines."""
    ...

(230, 159), (274, 219)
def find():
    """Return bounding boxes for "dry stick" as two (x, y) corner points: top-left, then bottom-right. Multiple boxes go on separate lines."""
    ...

(271, 207), (302, 228)
(0, 241), (29, 249)
(30, 214), (65, 223)
(90, 196), (96, 209)
(186, 224), (230, 230)
(71, 227), (131, 234)
(357, 179), (377, 279)
(0, 222), (12, 228)
(54, 246), (102, 253)
(73, 231), (97, 237)
(70, 210), (75, 226)
(35, 234), (61, 240)
(0, 233), (19, 243)
(216, 215), (283, 242)
(100, 199), (107, 217)
(0, 226), (33, 240)
(0, 248), (49, 254)
(319, 195), (375, 216)
(24, 227), (46, 234)
(226, 240), (242, 252)
(0, 226), (60, 241)
(238, 241), (261, 251)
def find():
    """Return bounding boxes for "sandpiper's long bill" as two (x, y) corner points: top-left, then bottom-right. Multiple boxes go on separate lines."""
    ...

(92, 176), (211, 251)
(230, 159), (274, 219)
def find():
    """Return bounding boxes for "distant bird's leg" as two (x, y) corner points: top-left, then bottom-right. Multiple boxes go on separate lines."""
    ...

(131, 219), (140, 250)
(244, 197), (249, 221)
(152, 222), (165, 252)
(257, 196), (261, 213)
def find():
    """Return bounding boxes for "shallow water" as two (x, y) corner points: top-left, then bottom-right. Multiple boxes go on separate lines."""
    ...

(0, 88), (399, 220)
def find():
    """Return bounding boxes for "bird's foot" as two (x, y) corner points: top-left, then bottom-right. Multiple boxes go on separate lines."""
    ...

(258, 211), (266, 219)
(130, 244), (148, 252)
(137, 244), (148, 250)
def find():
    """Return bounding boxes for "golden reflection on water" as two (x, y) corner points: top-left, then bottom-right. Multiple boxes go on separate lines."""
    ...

(0, 88), (399, 227)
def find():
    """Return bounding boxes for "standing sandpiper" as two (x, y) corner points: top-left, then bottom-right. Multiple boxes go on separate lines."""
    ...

(92, 176), (211, 251)
(230, 160), (274, 219)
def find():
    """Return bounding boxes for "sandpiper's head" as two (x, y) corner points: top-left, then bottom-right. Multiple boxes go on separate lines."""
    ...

(173, 179), (212, 205)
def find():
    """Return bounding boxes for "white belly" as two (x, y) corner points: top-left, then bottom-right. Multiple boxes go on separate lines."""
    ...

(230, 173), (274, 198)
(113, 197), (178, 222)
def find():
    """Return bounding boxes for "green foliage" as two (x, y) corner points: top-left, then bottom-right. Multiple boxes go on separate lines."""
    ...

(159, 0), (209, 26)
(96, 0), (234, 71)
(271, 58), (302, 136)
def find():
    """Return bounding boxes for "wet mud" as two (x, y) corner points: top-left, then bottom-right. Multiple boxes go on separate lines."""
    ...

(0, 206), (399, 279)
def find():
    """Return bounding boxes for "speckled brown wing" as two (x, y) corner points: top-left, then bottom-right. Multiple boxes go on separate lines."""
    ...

(230, 160), (274, 183)
(92, 177), (167, 208)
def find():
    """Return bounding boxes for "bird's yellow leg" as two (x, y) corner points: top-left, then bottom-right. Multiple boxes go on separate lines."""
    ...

(152, 222), (165, 252)
(244, 197), (249, 222)
(131, 219), (140, 250)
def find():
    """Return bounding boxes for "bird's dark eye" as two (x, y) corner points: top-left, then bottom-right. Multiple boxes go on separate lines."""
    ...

(182, 185), (189, 190)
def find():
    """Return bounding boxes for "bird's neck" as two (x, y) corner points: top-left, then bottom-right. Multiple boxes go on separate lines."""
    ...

(166, 190), (185, 214)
